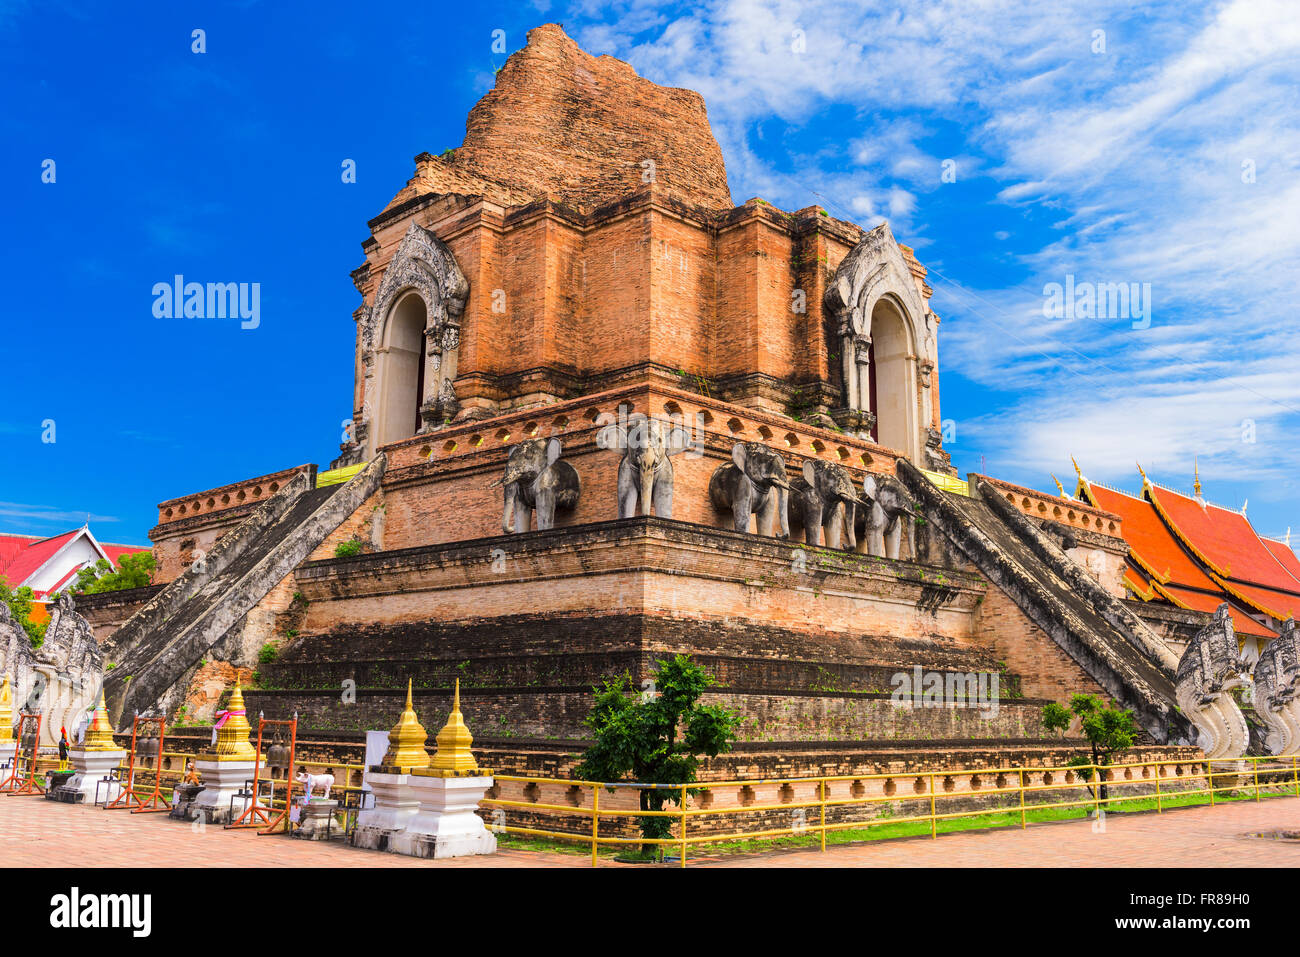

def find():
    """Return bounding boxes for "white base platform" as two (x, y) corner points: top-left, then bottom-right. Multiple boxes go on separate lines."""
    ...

(388, 774), (497, 859)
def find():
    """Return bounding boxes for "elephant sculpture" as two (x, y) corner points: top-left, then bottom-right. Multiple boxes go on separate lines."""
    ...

(597, 413), (692, 518)
(789, 459), (867, 549)
(488, 437), (580, 533)
(708, 442), (791, 537)
(862, 473), (914, 560)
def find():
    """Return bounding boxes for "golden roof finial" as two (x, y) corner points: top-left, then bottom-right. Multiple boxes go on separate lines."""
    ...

(1136, 462), (1149, 487)
(81, 691), (119, 751)
(0, 673), (12, 744)
(378, 678), (430, 772)
(1051, 473), (1066, 497)
(202, 680), (259, 761)
(1193, 455), (1203, 499)
(1070, 456), (1083, 479)
(425, 679), (481, 776)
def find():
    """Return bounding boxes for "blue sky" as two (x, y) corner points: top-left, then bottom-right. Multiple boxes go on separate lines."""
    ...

(3, 0), (1298, 551)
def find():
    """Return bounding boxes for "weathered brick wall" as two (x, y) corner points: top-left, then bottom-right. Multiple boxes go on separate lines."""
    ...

(972, 583), (1106, 703)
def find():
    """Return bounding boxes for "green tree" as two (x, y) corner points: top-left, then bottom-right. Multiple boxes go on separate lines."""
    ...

(575, 654), (740, 860)
(1042, 693), (1139, 803)
(70, 551), (156, 595)
(0, 577), (46, 648)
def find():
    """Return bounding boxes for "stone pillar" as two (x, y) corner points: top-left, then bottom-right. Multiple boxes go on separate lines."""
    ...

(53, 691), (125, 805)
(353, 679), (429, 851)
(388, 680), (496, 859)
(191, 682), (263, 824)
(854, 335), (873, 413)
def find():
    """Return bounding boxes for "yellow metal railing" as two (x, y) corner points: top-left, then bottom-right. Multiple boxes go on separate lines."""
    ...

(482, 754), (1300, 867)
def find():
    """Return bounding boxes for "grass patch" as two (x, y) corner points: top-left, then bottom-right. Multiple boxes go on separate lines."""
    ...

(489, 785), (1296, 861)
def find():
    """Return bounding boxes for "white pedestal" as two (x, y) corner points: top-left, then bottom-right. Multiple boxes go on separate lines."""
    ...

(191, 758), (257, 823)
(352, 771), (419, 850)
(389, 774), (496, 859)
(0, 743), (16, 783)
(59, 748), (126, 804)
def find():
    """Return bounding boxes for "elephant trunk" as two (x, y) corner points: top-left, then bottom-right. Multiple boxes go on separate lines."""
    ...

(777, 485), (790, 538)
(639, 462), (656, 517)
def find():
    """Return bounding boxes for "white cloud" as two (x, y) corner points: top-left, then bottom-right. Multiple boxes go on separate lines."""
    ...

(577, 0), (1300, 523)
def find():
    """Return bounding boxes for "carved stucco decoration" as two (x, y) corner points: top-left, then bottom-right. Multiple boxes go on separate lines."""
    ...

(1174, 604), (1250, 759)
(824, 223), (937, 464)
(1252, 618), (1300, 756)
(355, 222), (469, 456)
(1, 593), (103, 747)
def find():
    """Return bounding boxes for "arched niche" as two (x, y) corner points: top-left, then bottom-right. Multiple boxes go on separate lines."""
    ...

(824, 223), (934, 464)
(353, 222), (469, 459)
(869, 296), (917, 455)
(373, 291), (428, 449)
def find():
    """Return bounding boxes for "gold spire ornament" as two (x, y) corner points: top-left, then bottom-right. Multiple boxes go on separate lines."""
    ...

(0, 673), (12, 744)
(420, 680), (487, 777)
(201, 682), (260, 761)
(1051, 473), (1066, 497)
(80, 691), (119, 751)
(1193, 456), (1203, 499)
(376, 679), (430, 772)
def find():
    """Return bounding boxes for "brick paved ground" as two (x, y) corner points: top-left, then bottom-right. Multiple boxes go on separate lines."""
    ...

(2, 794), (1296, 867)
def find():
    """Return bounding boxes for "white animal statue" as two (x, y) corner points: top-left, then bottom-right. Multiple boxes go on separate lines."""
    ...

(296, 769), (335, 801)
(1252, 618), (1300, 756)
(1175, 604), (1250, 759)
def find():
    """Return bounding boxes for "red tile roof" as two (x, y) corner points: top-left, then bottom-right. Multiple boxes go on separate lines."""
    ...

(1156, 583), (1276, 638)
(0, 528), (148, 597)
(1084, 483), (1217, 590)
(1146, 482), (1300, 595)
(0, 530), (80, 587)
(1074, 467), (1290, 638)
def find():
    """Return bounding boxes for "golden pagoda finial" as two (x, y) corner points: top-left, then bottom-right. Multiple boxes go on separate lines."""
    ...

(1070, 456), (1082, 477)
(202, 680), (259, 761)
(1051, 473), (1066, 497)
(1193, 456), (1203, 499)
(378, 678), (430, 771)
(1136, 462), (1149, 487)
(0, 673), (12, 744)
(80, 691), (119, 751)
(425, 679), (481, 776)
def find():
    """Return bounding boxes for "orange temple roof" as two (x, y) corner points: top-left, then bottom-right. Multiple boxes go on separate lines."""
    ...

(1074, 466), (1292, 639)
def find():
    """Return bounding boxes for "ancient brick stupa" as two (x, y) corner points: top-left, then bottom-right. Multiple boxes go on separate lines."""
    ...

(94, 23), (1238, 823)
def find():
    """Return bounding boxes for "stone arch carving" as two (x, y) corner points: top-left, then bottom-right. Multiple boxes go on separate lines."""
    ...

(357, 222), (469, 458)
(824, 223), (936, 465)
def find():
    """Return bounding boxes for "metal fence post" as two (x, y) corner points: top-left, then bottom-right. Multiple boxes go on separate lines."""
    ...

(1156, 762), (1162, 813)
(819, 779), (827, 853)
(929, 773), (937, 839)
(1254, 760), (1261, 801)
(680, 784), (687, 869)
(1018, 769), (1026, 829)
(591, 785), (599, 868)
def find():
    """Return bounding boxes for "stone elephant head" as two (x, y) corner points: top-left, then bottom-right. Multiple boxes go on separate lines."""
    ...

(489, 437), (581, 533)
(708, 442), (791, 537)
(789, 459), (867, 549)
(597, 413), (693, 518)
(862, 473), (914, 560)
